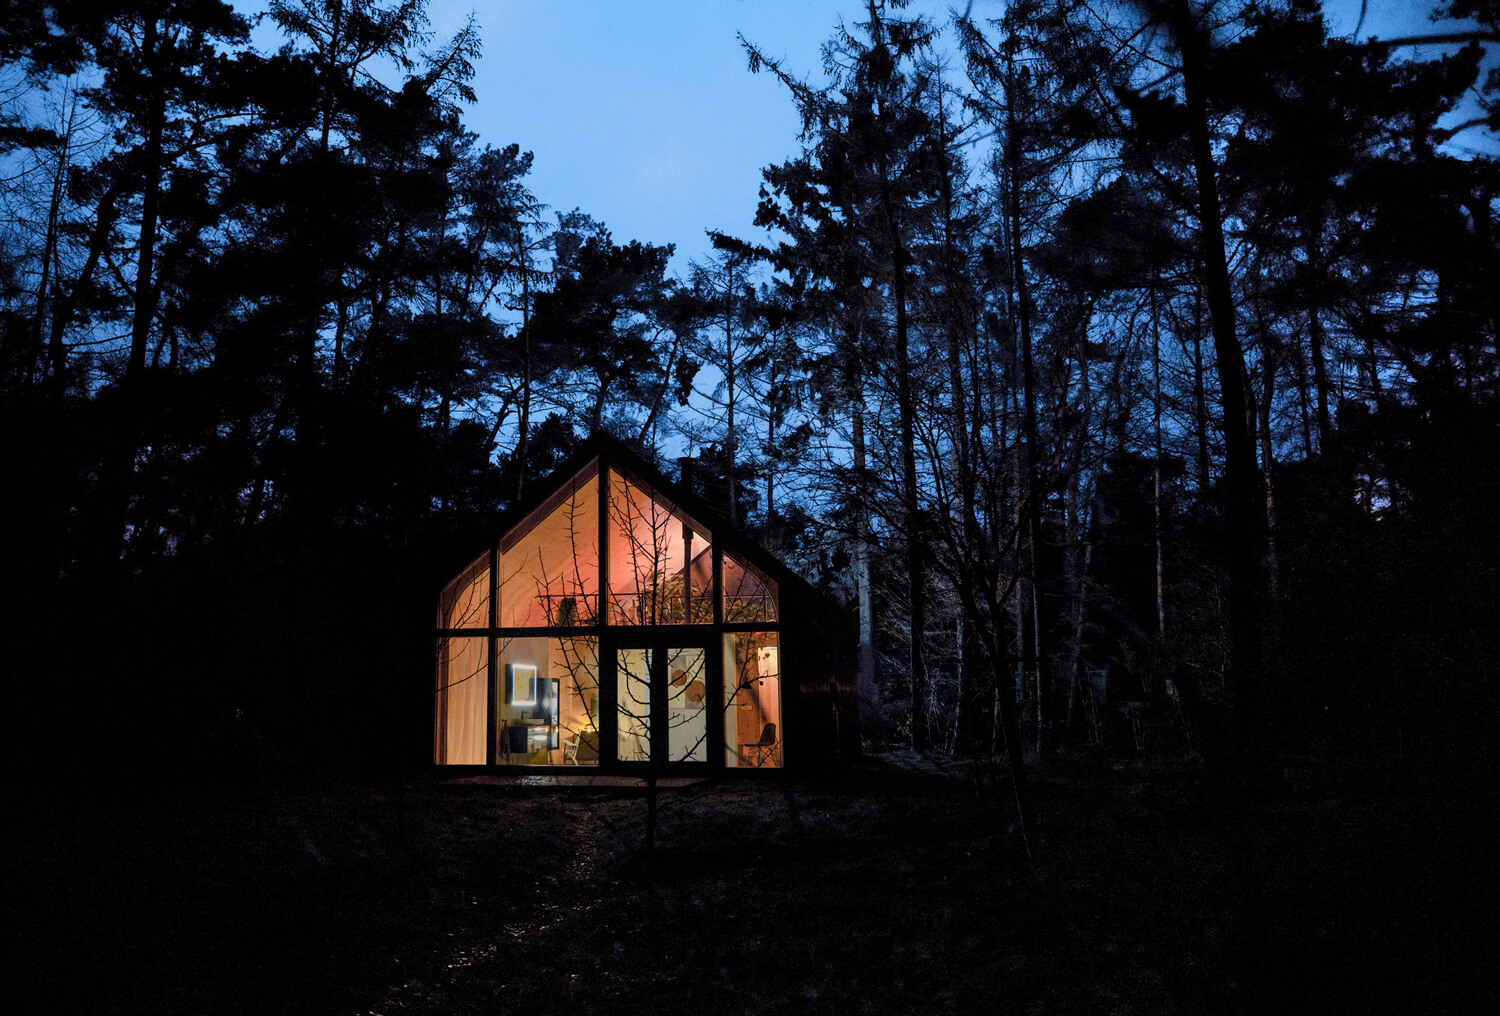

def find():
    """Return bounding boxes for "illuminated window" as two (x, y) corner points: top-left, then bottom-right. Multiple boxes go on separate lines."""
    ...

(433, 440), (813, 770)
(435, 635), (488, 764)
(723, 552), (778, 623)
(499, 459), (600, 628)
(496, 637), (600, 766)
(607, 469), (712, 625)
(722, 632), (782, 768)
(438, 552), (489, 629)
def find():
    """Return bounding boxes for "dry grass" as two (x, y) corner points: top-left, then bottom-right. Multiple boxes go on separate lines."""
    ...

(6, 751), (1491, 1014)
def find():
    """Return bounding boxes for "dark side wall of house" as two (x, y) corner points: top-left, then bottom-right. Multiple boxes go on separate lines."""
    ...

(782, 581), (860, 769)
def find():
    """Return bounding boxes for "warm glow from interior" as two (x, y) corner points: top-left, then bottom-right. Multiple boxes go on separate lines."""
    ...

(723, 552), (778, 623)
(723, 631), (782, 768)
(608, 469), (712, 625)
(497, 637), (599, 765)
(439, 552), (490, 629)
(436, 453), (787, 768)
(499, 459), (601, 627)
(436, 635), (487, 764)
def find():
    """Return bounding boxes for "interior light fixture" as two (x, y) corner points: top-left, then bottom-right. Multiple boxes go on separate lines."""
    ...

(506, 663), (538, 706)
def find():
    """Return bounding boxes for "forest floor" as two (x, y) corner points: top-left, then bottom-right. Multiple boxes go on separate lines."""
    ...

(7, 748), (1493, 1015)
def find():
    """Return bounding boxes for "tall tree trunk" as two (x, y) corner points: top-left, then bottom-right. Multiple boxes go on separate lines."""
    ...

(725, 356), (739, 528)
(1004, 40), (1048, 756)
(1259, 346), (1280, 598)
(852, 397), (877, 717)
(764, 357), (777, 523)
(1459, 184), (1499, 363)
(332, 295), (350, 390)
(943, 530), (1033, 857)
(723, 266), (739, 527)
(980, 602), (1034, 863)
(1291, 332), (1315, 460)
(127, 35), (164, 388)
(891, 234), (929, 752)
(48, 182), (124, 398)
(634, 327), (682, 449)
(1063, 474), (1082, 734)
(1151, 285), (1167, 638)
(90, 18), (166, 574)
(937, 108), (982, 754)
(1302, 210), (1333, 448)
(591, 379), (607, 434)
(1172, 0), (1266, 765)
(515, 264), (533, 501)
(873, 115), (929, 751)
(1189, 293), (1212, 496)
(31, 94), (75, 390)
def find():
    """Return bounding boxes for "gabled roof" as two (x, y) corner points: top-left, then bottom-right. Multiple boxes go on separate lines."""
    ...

(485, 431), (824, 608)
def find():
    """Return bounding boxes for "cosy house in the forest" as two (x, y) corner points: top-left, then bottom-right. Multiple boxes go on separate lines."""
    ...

(434, 435), (853, 773)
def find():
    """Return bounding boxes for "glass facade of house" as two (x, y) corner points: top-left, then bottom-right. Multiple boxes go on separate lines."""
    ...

(435, 455), (784, 770)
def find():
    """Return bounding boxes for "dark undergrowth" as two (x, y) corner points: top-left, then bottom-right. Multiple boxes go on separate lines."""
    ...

(6, 749), (1492, 1015)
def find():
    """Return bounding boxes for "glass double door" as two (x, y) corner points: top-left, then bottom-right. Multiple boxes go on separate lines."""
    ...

(610, 637), (718, 767)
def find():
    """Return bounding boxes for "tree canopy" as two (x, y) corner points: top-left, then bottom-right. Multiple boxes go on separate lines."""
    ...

(1, 0), (1495, 797)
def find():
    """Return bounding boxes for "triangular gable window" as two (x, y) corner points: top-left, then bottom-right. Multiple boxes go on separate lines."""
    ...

(498, 458), (600, 627)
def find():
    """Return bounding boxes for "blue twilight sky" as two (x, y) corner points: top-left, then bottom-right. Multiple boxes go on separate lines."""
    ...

(413, 1), (1482, 274)
(435, 0), (890, 270)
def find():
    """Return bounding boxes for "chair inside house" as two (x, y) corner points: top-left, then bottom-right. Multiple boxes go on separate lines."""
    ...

(563, 697), (599, 765)
(740, 722), (778, 768)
